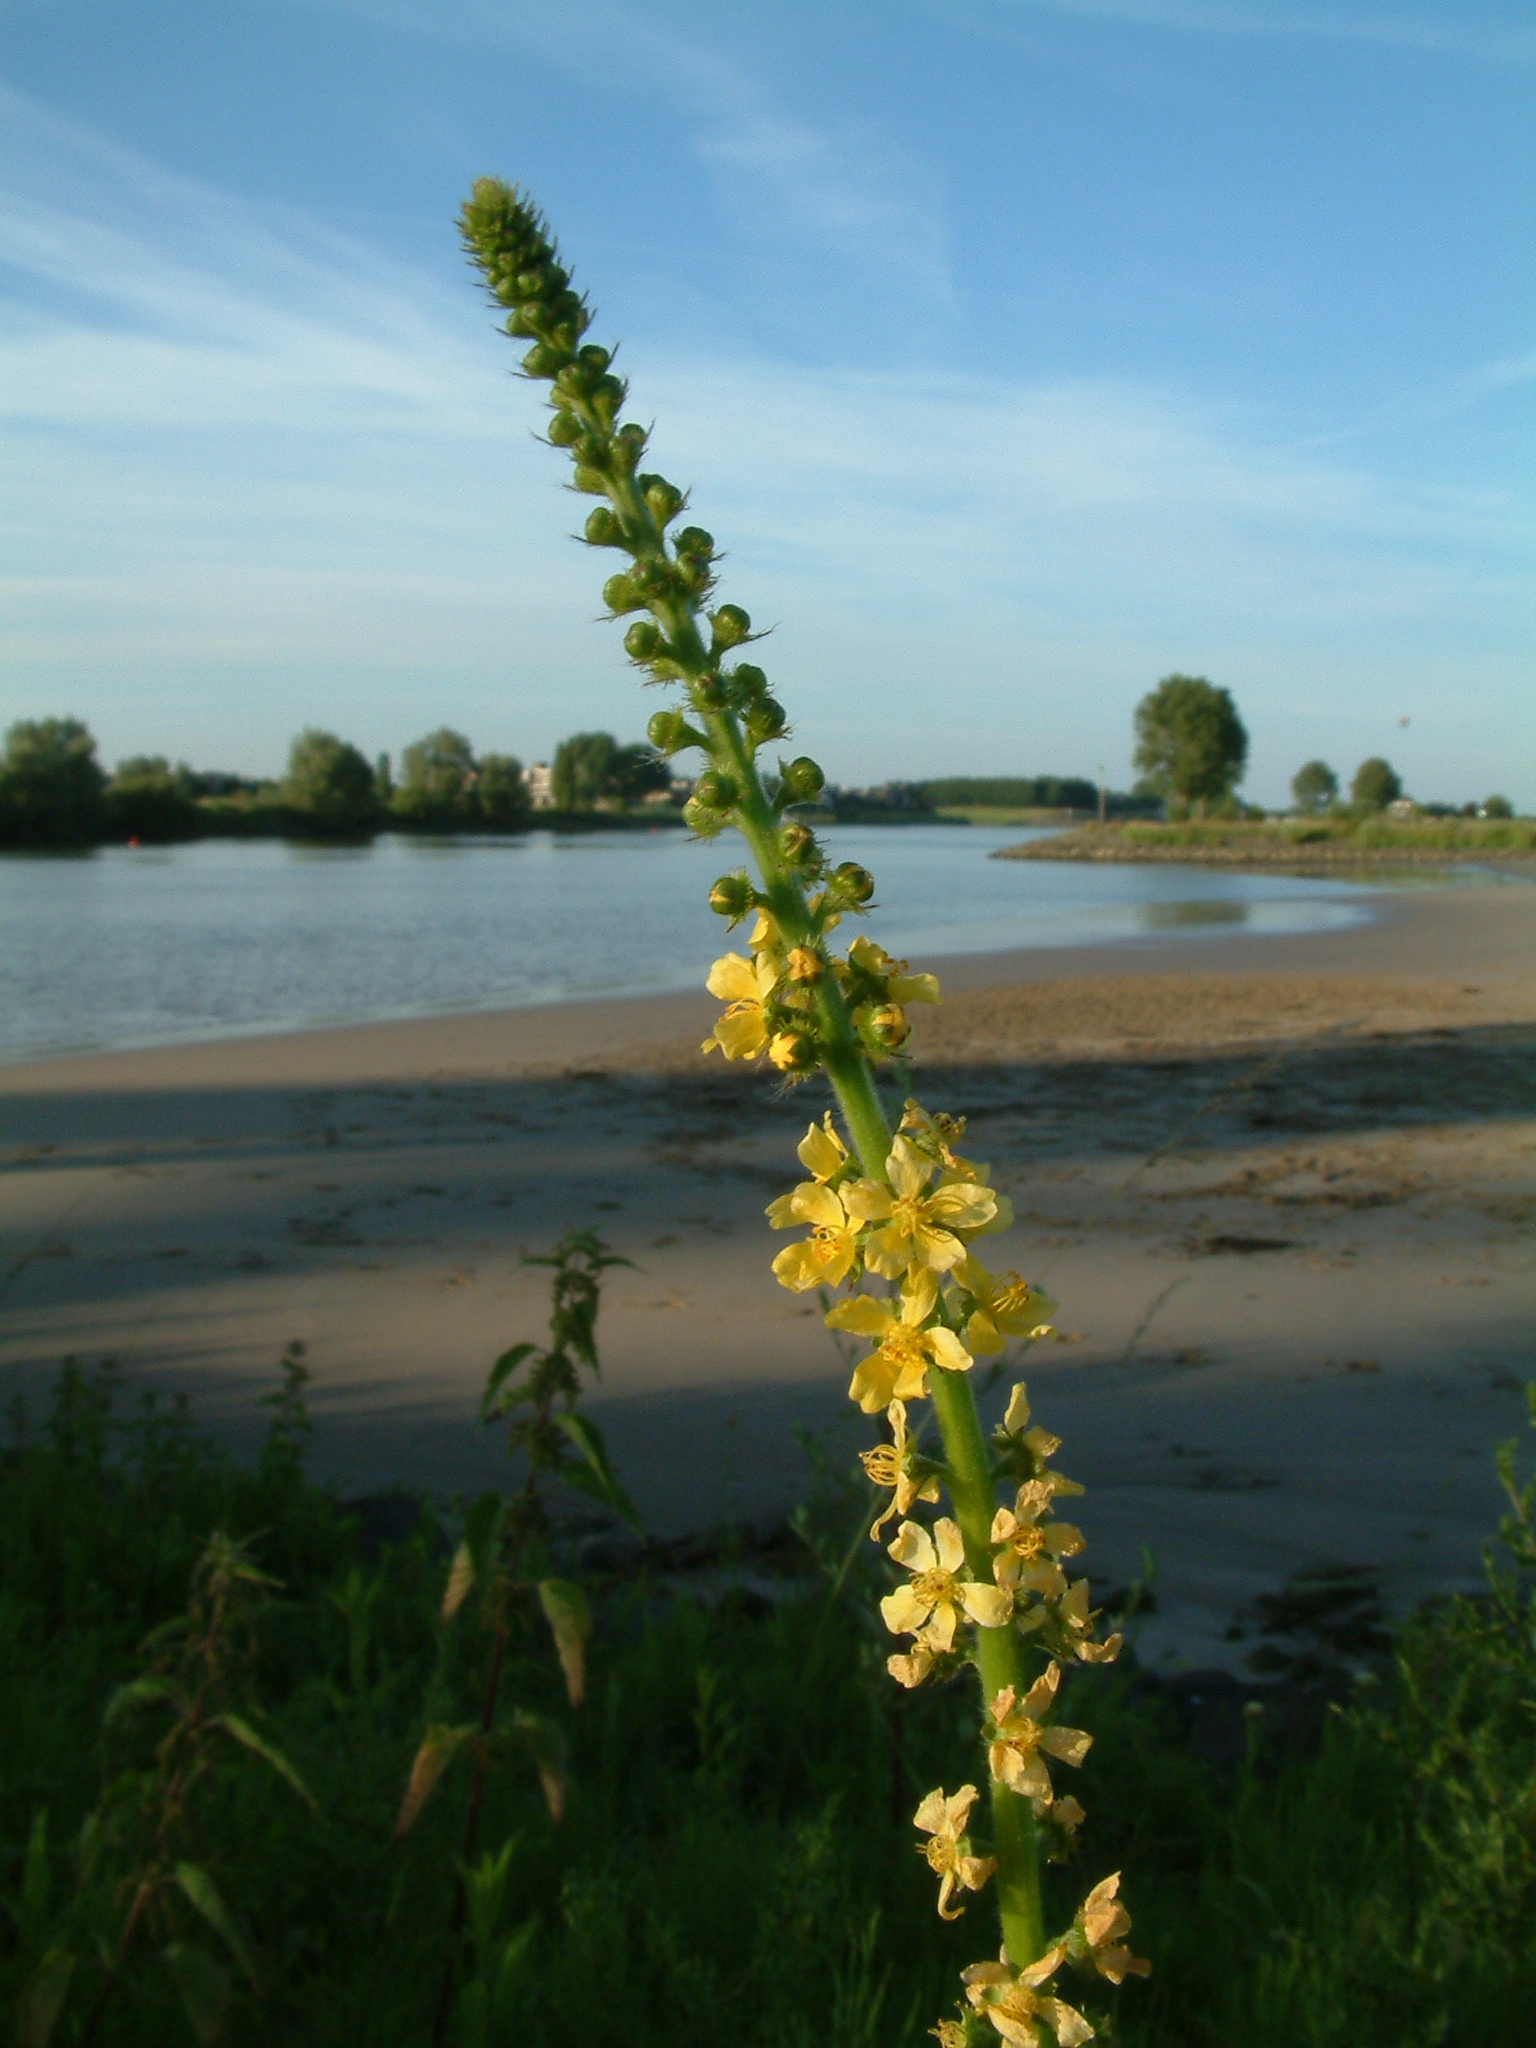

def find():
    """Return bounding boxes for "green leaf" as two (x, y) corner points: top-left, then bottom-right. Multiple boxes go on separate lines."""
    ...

(512, 1711), (569, 1823)
(394, 1722), (477, 1840)
(553, 1412), (641, 1531)
(208, 1713), (316, 1810)
(20, 1809), (50, 1933)
(102, 1675), (179, 1728)
(174, 1864), (258, 1989)
(441, 1541), (475, 1622)
(482, 1343), (538, 1420)
(15, 1950), (74, 2048)
(161, 1942), (230, 2045)
(536, 1579), (591, 1707)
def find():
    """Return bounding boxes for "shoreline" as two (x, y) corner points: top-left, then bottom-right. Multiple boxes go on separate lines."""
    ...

(5, 874), (1531, 1085)
(3, 881), (1534, 1671)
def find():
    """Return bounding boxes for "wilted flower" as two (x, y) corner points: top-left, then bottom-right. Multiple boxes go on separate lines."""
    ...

(986, 1665), (1092, 1803)
(962, 1950), (1094, 2048)
(913, 1783), (997, 1919)
(1074, 1873), (1151, 1984)
(861, 1398), (941, 1541)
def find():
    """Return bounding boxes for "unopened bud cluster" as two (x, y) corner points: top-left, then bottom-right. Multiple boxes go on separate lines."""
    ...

(460, 179), (1147, 2045)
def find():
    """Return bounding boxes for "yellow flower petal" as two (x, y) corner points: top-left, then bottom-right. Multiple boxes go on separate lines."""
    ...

(961, 1582), (1015, 1629)
(925, 1325), (974, 1374)
(705, 951), (762, 1002)
(797, 1116), (847, 1181)
(880, 1585), (931, 1636)
(826, 1295), (895, 1337)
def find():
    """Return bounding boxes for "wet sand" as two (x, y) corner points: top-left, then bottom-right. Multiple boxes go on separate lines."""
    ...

(2, 881), (1533, 1670)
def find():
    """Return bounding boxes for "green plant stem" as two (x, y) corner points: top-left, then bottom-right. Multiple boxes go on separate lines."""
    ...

(585, 396), (1048, 1973)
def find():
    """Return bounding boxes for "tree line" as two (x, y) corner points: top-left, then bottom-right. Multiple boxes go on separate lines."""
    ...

(0, 720), (679, 849)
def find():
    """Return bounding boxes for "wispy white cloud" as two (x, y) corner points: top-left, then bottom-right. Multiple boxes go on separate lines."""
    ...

(959, 0), (1536, 61)
(282, 0), (952, 302)
(0, 77), (1527, 801)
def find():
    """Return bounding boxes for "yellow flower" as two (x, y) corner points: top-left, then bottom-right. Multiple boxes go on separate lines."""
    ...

(787, 945), (824, 982)
(701, 951), (779, 1060)
(882, 1517), (1014, 1652)
(1076, 1873), (1151, 1984)
(962, 1950), (1094, 2048)
(991, 1484), (1085, 1601)
(847, 935), (942, 1005)
(843, 1136), (997, 1279)
(913, 1783), (996, 1920)
(796, 1113), (848, 1183)
(861, 1397), (940, 1541)
(1058, 1579), (1123, 1665)
(931, 2025), (967, 2048)
(986, 1664), (1092, 1803)
(827, 1272), (975, 1413)
(959, 1256), (1056, 1356)
(768, 1182), (859, 1292)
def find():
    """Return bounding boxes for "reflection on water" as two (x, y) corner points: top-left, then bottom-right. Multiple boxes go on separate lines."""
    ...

(1, 826), (1383, 1062)
(1137, 900), (1250, 930)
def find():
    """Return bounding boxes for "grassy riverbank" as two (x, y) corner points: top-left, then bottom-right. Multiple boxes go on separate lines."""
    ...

(3, 1358), (1533, 2046)
(999, 816), (1536, 866)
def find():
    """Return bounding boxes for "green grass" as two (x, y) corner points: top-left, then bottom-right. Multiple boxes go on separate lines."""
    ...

(1008, 814), (1536, 862)
(2, 1360), (1533, 2046)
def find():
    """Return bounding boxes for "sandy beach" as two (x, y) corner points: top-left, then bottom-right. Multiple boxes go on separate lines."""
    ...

(3, 880), (1533, 1671)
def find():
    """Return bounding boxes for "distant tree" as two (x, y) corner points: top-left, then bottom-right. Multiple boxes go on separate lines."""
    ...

(1350, 757), (1402, 814)
(373, 752), (394, 809)
(1133, 675), (1248, 815)
(107, 755), (200, 842)
(394, 727), (479, 828)
(475, 752), (530, 829)
(0, 717), (107, 846)
(1291, 760), (1338, 816)
(1482, 794), (1513, 819)
(551, 732), (670, 811)
(550, 731), (617, 811)
(284, 729), (378, 833)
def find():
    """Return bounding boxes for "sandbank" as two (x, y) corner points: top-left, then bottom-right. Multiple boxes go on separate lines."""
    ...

(3, 880), (1533, 1671)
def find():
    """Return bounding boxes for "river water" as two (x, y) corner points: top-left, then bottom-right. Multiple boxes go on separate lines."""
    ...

(0, 825), (1379, 1063)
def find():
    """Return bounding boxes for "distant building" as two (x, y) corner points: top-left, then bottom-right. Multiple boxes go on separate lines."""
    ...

(1386, 797), (1419, 819)
(527, 762), (554, 808)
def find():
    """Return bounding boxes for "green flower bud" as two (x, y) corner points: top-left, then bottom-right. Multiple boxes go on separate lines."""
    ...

(863, 1003), (911, 1053)
(710, 604), (751, 648)
(612, 423), (647, 474)
(830, 861), (876, 907)
(674, 526), (715, 560)
(682, 795), (728, 838)
(691, 673), (728, 710)
(577, 344), (611, 374)
(744, 697), (789, 746)
(520, 341), (565, 379)
(647, 709), (703, 755)
(603, 573), (643, 614)
(693, 770), (737, 813)
(573, 466), (608, 495)
(624, 620), (665, 662)
(778, 756), (825, 805)
(640, 475), (684, 525)
(779, 821), (820, 869)
(767, 1029), (819, 1075)
(708, 872), (756, 922)
(584, 507), (624, 547)
(546, 410), (582, 448)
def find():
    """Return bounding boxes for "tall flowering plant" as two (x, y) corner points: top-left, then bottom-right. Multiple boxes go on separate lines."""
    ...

(457, 180), (1147, 2044)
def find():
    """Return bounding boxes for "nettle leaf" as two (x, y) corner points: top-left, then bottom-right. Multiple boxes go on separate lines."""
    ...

(536, 1579), (591, 1707)
(443, 1493), (507, 1622)
(102, 1675), (179, 1728)
(174, 1864), (259, 1988)
(482, 1343), (538, 1420)
(15, 1949), (75, 2048)
(553, 1413), (641, 1531)
(512, 1711), (569, 1823)
(394, 1722), (478, 1840)
(209, 1714), (316, 1810)
(161, 1942), (230, 2045)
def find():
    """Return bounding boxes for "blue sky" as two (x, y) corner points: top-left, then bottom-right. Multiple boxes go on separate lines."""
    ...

(1, 0), (1530, 806)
